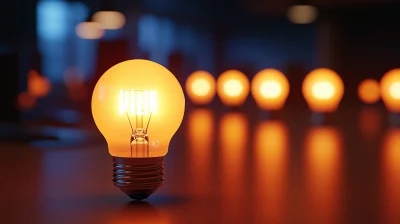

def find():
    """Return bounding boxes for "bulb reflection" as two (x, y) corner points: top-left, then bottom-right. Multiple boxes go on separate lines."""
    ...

(219, 113), (248, 223)
(381, 129), (400, 224)
(187, 109), (214, 195)
(305, 127), (343, 224)
(359, 107), (382, 140)
(109, 202), (169, 224)
(254, 121), (288, 222)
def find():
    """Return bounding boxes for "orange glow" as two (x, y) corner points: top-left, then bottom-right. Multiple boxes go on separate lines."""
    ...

(217, 70), (250, 107)
(254, 121), (288, 222)
(359, 107), (381, 140)
(108, 204), (170, 224)
(187, 109), (214, 195)
(305, 127), (343, 223)
(185, 71), (216, 105)
(219, 113), (248, 222)
(92, 11), (126, 30)
(287, 5), (318, 24)
(27, 70), (51, 98)
(64, 67), (87, 101)
(381, 69), (400, 112)
(92, 60), (185, 158)
(75, 22), (104, 39)
(17, 92), (36, 110)
(358, 79), (380, 104)
(381, 129), (400, 224)
(302, 68), (344, 112)
(251, 69), (290, 110)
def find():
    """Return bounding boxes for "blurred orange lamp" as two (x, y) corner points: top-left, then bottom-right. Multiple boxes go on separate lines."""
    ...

(185, 70), (216, 105)
(28, 70), (51, 98)
(92, 11), (125, 30)
(358, 79), (380, 104)
(302, 68), (344, 113)
(381, 69), (400, 112)
(217, 70), (250, 107)
(251, 69), (290, 110)
(75, 21), (104, 39)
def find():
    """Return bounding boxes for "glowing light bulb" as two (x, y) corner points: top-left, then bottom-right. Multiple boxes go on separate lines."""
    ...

(302, 68), (344, 113)
(358, 79), (380, 104)
(91, 59), (185, 200)
(75, 21), (104, 39)
(381, 69), (400, 112)
(217, 70), (250, 107)
(92, 11), (126, 30)
(185, 70), (216, 105)
(251, 69), (290, 110)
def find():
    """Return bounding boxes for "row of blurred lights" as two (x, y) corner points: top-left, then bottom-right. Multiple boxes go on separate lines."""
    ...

(74, 4), (319, 39)
(185, 68), (400, 113)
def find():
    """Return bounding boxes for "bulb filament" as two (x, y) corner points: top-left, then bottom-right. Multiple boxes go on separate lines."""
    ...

(120, 89), (157, 157)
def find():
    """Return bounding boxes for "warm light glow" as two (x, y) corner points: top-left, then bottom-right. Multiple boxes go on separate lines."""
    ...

(381, 129), (400, 224)
(75, 22), (104, 39)
(217, 70), (250, 107)
(219, 113), (247, 222)
(260, 81), (282, 98)
(17, 92), (36, 110)
(389, 82), (400, 99)
(92, 59), (185, 158)
(305, 127), (342, 223)
(224, 80), (243, 97)
(254, 121), (288, 222)
(381, 69), (400, 112)
(27, 70), (51, 98)
(64, 67), (87, 102)
(187, 109), (214, 195)
(312, 82), (335, 100)
(92, 11), (126, 30)
(185, 71), (216, 105)
(192, 79), (210, 96)
(302, 68), (344, 112)
(251, 69), (290, 110)
(358, 79), (380, 104)
(287, 5), (318, 24)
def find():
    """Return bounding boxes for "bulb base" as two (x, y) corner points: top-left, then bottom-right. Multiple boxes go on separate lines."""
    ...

(113, 156), (164, 201)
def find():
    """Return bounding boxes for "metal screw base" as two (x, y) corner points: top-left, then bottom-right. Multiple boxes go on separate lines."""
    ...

(113, 156), (164, 200)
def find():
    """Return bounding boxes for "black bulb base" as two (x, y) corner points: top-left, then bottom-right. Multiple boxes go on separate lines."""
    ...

(113, 156), (164, 201)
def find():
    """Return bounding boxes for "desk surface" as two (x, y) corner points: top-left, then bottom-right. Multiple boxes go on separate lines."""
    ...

(1, 106), (399, 224)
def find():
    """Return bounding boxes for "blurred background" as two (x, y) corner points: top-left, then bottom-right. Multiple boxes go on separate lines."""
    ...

(1, 0), (400, 223)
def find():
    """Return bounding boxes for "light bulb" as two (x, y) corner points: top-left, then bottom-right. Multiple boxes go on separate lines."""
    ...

(381, 69), (400, 112)
(91, 59), (185, 200)
(358, 79), (380, 104)
(75, 21), (104, 39)
(185, 70), (216, 105)
(92, 11), (126, 30)
(217, 70), (250, 107)
(251, 69), (290, 111)
(302, 68), (344, 113)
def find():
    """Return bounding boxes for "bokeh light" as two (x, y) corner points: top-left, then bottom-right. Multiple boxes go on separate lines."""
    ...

(28, 70), (51, 98)
(217, 70), (250, 107)
(64, 67), (88, 102)
(358, 79), (380, 104)
(92, 11), (126, 30)
(75, 21), (104, 39)
(287, 5), (318, 24)
(251, 69), (290, 111)
(18, 92), (36, 110)
(185, 70), (216, 105)
(381, 69), (400, 112)
(302, 68), (344, 113)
